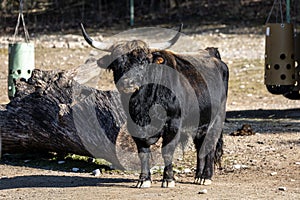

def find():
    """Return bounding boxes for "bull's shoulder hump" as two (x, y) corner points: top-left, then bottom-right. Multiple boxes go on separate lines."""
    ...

(175, 52), (220, 68)
(168, 50), (209, 57)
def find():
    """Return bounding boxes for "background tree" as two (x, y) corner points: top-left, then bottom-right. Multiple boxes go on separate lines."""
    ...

(0, 0), (299, 34)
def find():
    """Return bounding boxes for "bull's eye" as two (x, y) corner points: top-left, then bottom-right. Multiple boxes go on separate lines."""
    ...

(154, 56), (165, 64)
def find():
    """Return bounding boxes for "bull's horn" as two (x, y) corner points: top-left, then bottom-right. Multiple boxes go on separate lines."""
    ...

(80, 23), (112, 51)
(149, 23), (183, 50)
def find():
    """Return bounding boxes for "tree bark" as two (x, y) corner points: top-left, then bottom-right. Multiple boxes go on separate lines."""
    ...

(0, 61), (128, 169)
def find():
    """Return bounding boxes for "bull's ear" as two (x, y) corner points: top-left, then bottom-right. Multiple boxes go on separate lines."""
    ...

(153, 56), (165, 64)
(97, 55), (111, 69)
(152, 51), (166, 65)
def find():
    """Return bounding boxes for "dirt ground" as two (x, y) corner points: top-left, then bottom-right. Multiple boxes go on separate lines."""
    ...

(0, 25), (299, 199)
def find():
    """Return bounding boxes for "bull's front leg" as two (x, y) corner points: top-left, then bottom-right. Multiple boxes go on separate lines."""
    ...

(161, 145), (176, 188)
(133, 138), (152, 188)
(161, 121), (180, 188)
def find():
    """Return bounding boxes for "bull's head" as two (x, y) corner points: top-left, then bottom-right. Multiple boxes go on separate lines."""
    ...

(80, 23), (182, 94)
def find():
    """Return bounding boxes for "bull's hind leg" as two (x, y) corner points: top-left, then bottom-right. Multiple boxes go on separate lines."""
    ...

(194, 119), (224, 185)
(194, 144), (214, 185)
(193, 133), (213, 185)
(133, 139), (152, 188)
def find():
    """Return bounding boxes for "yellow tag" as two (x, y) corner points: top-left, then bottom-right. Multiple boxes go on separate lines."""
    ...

(155, 57), (164, 64)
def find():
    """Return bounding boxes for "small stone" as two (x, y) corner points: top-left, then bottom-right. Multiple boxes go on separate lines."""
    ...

(88, 158), (96, 163)
(241, 165), (249, 169)
(270, 172), (277, 176)
(290, 179), (295, 182)
(198, 189), (208, 194)
(92, 169), (101, 177)
(295, 162), (300, 165)
(57, 161), (65, 164)
(174, 175), (179, 181)
(233, 164), (241, 169)
(72, 167), (80, 172)
(278, 187), (287, 191)
(183, 168), (192, 173)
(150, 166), (161, 174)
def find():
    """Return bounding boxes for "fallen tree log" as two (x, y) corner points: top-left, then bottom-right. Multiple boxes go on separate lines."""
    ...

(0, 61), (129, 169)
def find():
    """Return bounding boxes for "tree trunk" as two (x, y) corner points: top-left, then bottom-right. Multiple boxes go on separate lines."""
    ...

(0, 61), (128, 169)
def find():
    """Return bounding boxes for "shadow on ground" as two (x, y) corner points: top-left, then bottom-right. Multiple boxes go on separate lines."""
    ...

(227, 108), (300, 119)
(0, 175), (135, 190)
(225, 108), (300, 134)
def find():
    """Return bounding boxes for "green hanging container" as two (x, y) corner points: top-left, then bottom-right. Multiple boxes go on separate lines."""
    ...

(8, 42), (35, 99)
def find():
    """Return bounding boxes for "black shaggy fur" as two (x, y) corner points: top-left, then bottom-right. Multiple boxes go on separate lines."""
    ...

(98, 40), (228, 187)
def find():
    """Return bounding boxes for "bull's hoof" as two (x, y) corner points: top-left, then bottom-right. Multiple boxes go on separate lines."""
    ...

(203, 179), (212, 185)
(194, 178), (212, 186)
(135, 180), (151, 188)
(162, 180), (175, 188)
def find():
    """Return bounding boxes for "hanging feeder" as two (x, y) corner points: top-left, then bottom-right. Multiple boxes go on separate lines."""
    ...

(283, 32), (300, 99)
(264, 23), (295, 94)
(264, 0), (296, 95)
(8, 0), (35, 99)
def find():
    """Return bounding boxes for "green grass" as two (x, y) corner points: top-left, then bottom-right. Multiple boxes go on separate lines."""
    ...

(0, 152), (113, 173)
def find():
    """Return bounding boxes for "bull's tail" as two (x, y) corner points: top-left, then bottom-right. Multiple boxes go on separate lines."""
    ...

(179, 131), (190, 158)
(214, 131), (223, 169)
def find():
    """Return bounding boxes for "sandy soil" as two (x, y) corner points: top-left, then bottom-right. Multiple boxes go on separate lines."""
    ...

(0, 26), (299, 199)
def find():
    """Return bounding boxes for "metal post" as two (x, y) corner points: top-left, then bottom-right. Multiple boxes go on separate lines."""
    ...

(286, 0), (291, 23)
(130, 0), (134, 26)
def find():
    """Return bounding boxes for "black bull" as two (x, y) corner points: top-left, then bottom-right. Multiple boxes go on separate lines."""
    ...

(81, 25), (229, 188)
